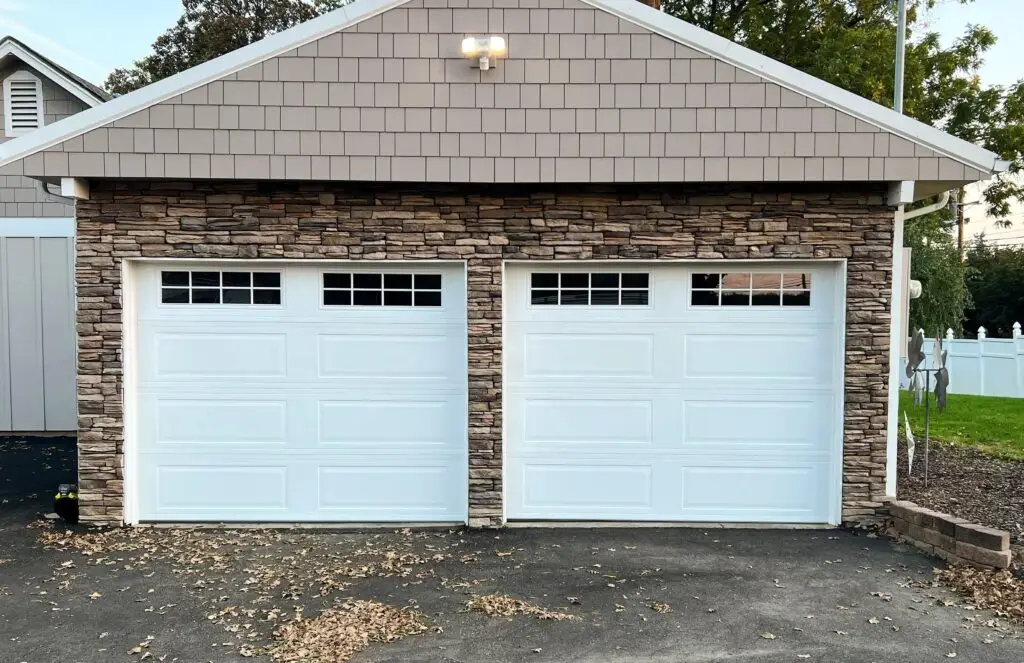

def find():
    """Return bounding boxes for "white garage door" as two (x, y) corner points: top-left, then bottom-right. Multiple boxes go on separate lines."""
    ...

(130, 262), (467, 523)
(505, 263), (843, 524)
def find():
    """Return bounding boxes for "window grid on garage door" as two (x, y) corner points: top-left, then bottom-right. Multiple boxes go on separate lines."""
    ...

(530, 272), (650, 306)
(160, 270), (282, 305)
(322, 272), (443, 307)
(690, 272), (811, 307)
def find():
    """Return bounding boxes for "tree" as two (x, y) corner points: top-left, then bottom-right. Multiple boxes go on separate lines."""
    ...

(904, 209), (971, 336)
(964, 238), (1024, 337)
(662, 0), (1024, 223)
(105, 0), (345, 95)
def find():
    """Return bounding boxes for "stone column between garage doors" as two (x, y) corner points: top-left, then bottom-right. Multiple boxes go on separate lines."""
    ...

(73, 180), (894, 527)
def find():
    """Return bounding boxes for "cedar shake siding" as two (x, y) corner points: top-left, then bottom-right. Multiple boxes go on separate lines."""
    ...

(75, 179), (893, 525)
(12, 0), (988, 184)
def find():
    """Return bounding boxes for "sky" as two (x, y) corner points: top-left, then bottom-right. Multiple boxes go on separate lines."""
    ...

(0, 0), (1020, 237)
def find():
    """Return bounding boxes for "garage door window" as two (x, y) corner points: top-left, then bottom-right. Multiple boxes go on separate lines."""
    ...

(160, 270), (282, 305)
(691, 272), (811, 307)
(323, 272), (443, 307)
(530, 272), (649, 306)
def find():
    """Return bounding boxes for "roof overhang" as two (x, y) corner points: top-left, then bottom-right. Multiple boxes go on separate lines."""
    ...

(0, 39), (108, 108)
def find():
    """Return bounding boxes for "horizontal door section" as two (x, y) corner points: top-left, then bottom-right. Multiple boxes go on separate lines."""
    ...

(504, 262), (842, 523)
(131, 261), (468, 523)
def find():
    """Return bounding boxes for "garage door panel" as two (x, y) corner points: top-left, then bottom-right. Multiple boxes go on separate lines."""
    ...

(318, 465), (463, 515)
(153, 399), (288, 445)
(317, 399), (460, 447)
(148, 332), (288, 379)
(682, 399), (826, 449)
(317, 332), (458, 380)
(148, 465), (290, 513)
(523, 398), (653, 445)
(520, 465), (654, 512)
(683, 333), (828, 382)
(680, 464), (829, 521)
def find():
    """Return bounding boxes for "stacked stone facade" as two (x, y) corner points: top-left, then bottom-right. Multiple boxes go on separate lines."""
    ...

(75, 179), (894, 525)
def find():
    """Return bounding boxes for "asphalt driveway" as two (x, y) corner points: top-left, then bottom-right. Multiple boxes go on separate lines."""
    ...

(1, 437), (1021, 662)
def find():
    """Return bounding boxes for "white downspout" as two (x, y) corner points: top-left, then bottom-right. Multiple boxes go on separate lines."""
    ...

(886, 205), (906, 497)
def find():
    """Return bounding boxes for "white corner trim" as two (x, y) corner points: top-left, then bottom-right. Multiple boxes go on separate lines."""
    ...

(887, 181), (915, 206)
(60, 177), (90, 200)
(0, 217), (75, 237)
(0, 40), (105, 107)
(586, 0), (1005, 175)
(0, 0), (409, 169)
(885, 206), (906, 497)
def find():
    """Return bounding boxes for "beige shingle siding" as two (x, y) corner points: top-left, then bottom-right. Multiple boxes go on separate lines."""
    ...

(27, 0), (980, 182)
(0, 64), (88, 216)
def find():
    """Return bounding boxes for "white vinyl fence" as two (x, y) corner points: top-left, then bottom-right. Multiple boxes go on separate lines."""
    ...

(902, 323), (1024, 398)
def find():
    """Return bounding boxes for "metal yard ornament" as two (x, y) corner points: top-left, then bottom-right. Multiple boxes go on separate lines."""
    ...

(903, 412), (915, 475)
(905, 329), (950, 488)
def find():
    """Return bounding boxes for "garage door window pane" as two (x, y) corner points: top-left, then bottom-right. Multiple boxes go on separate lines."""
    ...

(353, 290), (383, 306)
(253, 272), (281, 288)
(531, 273), (558, 288)
(692, 272), (811, 307)
(222, 288), (252, 304)
(560, 290), (589, 305)
(222, 272), (251, 288)
(192, 288), (220, 304)
(253, 289), (282, 305)
(621, 290), (649, 305)
(324, 272), (442, 307)
(530, 272), (650, 307)
(161, 288), (189, 304)
(191, 272), (220, 287)
(161, 271), (188, 287)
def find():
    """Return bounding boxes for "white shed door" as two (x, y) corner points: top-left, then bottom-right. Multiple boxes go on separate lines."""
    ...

(132, 262), (467, 523)
(505, 263), (842, 524)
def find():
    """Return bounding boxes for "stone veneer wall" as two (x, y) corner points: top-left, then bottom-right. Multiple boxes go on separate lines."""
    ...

(75, 179), (894, 525)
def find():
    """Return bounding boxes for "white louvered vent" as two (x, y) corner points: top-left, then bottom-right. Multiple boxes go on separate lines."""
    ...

(3, 71), (44, 137)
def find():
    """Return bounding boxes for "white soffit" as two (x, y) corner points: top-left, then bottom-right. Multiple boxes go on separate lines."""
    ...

(0, 0), (1008, 177)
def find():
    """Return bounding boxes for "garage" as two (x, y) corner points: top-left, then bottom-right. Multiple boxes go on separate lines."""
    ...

(128, 261), (468, 523)
(504, 262), (844, 524)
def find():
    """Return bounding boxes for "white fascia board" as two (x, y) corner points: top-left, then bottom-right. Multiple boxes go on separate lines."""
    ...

(587, 0), (1006, 175)
(0, 0), (410, 169)
(0, 41), (104, 108)
(0, 217), (75, 237)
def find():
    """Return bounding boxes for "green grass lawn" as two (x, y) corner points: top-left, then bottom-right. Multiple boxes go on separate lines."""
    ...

(898, 391), (1024, 460)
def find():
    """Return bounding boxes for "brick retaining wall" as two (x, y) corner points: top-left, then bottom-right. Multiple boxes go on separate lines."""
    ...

(74, 179), (895, 526)
(887, 500), (1012, 569)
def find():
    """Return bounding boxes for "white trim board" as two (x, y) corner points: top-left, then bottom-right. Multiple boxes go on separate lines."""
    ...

(0, 217), (74, 237)
(0, 0), (1006, 176)
(0, 40), (106, 108)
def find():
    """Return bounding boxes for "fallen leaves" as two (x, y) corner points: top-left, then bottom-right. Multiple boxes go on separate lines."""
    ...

(268, 600), (427, 663)
(464, 594), (579, 621)
(936, 566), (1024, 622)
(649, 601), (672, 613)
(760, 632), (777, 640)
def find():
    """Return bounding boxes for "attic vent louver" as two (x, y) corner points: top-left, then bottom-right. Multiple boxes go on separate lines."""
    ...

(4, 71), (44, 137)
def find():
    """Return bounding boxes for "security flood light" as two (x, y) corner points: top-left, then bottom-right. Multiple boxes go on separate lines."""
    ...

(461, 36), (506, 70)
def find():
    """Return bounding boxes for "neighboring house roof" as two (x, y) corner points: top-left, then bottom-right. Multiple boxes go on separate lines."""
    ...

(0, 0), (1008, 187)
(0, 36), (110, 107)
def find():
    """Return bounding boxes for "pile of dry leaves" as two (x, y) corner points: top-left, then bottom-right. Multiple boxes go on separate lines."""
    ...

(266, 600), (428, 662)
(464, 594), (578, 621)
(937, 566), (1024, 622)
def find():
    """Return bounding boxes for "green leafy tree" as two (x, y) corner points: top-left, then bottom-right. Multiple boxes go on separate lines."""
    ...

(963, 238), (1024, 337)
(105, 0), (346, 95)
(904, 209), (971, 336)
(662, 0), (1023, 222)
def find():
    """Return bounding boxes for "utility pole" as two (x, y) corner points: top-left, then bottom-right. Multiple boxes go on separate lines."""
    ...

(957, 189), (965, 258)
(894, 0), (907, 112)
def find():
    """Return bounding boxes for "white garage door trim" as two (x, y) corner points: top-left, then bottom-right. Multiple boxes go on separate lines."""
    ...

(122, 258), (469, 525)
(502, 260), (847, 525)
